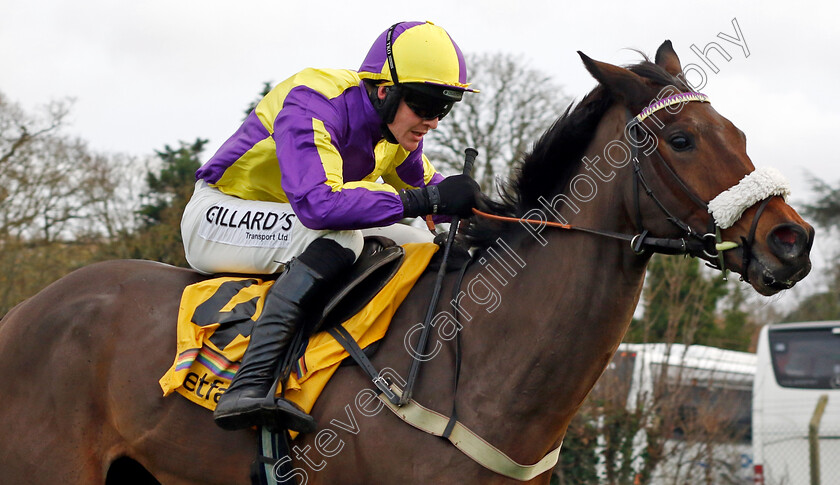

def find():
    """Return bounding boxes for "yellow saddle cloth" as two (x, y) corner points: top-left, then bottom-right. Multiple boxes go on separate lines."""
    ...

(159, 242), (437, 415)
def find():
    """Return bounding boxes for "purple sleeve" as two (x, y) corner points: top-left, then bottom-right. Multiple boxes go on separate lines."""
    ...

(272, 92), (406, 231)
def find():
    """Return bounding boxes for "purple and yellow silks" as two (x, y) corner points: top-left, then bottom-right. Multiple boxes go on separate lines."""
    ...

(195, 68), (443, 231)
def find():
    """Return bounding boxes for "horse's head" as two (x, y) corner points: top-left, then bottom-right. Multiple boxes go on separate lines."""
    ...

(579, 41), (813, 295)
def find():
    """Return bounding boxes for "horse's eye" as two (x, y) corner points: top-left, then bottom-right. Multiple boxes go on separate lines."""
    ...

(669, 134), (693, 151)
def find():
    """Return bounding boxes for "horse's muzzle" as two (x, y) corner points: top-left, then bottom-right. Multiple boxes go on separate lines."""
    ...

(748, 223), (814, 295)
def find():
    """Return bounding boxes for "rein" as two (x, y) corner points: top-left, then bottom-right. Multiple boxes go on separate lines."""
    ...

(471, 208), (736, 257)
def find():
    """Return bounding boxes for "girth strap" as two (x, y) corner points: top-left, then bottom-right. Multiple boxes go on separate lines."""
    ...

(327, 326), (399, 405)
(327, 326), (562, 481)
(376, 383), (562, 482)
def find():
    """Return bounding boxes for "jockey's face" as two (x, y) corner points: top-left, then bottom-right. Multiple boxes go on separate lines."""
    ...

(378, 86), (439, 152)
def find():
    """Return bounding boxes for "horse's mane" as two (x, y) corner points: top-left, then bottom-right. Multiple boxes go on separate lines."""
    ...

(463, 57), (688, 249)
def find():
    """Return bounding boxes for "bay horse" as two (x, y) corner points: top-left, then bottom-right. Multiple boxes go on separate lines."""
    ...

(0, 41), (813, 484)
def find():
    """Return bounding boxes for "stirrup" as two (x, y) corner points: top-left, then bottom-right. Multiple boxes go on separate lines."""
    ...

(266, 398), (317, 434)
(214, 392), (275, 430)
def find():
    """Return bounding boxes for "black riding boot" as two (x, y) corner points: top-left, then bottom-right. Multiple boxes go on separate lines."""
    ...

(213, 239), (355, 433)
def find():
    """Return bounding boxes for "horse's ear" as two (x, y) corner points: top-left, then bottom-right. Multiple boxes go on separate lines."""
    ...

(578, 51), (651, 110)
(654, 40), (682, 76)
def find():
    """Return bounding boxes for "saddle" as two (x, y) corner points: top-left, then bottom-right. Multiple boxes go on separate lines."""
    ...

(314, 236), (405, 334)
(159, 237), (439, 413)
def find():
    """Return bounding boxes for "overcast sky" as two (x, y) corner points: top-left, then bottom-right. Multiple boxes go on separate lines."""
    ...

(2, 0), (838, 305)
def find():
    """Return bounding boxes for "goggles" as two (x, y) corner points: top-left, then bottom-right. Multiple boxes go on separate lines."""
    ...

(402, 89), (455, 120)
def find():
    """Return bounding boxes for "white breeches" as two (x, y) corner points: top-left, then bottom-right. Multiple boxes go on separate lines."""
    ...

(181, 181), (434, 274)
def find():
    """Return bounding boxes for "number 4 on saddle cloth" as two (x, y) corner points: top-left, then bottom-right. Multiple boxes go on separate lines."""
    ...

(159, 237), (440, 417)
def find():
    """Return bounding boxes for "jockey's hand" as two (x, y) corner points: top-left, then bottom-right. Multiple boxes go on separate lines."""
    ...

(435, 175), (481, 217)
(400, 175), (480, 219)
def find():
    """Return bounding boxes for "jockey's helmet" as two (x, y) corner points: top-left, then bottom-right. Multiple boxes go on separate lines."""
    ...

(359, 21), (476, 124)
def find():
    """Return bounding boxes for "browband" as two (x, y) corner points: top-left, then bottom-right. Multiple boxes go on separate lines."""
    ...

(635, 92), (710, 123)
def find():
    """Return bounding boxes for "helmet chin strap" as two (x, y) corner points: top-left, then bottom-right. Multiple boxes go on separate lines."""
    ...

(367, 83), (402, 143)
(380, 124), (398, 144)
(376, 22), (405, 144)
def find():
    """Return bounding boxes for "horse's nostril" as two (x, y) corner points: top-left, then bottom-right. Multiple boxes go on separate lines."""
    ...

(768, 224), (809, 261)
(774, 227), (797, 246)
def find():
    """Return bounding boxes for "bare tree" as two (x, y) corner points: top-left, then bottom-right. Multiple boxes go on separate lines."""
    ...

(424, 52), (571, 194)
(0, 91), (144, 315)
(79, 151), (147, 242)
(0, 93), (69, 238)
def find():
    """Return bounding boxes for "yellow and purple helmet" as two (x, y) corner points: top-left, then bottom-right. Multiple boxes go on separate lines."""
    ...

(359, 21), (476, 98)
(360, 21), (476, 129)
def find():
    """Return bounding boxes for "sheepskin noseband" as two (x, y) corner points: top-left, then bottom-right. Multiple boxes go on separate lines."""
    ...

(707, 167), (791, 229)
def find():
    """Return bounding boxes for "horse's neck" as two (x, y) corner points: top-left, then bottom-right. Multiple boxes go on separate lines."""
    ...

(459, 235), (646, 406)
(456, 108), (648, 458)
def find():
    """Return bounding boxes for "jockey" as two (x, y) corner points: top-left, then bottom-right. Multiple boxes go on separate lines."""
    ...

(181, 21), (480, 434)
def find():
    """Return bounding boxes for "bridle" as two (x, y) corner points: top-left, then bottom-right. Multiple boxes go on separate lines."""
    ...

(473, 92), (791, 281)
(627, 93), (736, 273)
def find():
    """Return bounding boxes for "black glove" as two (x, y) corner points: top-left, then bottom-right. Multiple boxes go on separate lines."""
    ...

(400, 175), (480, 219)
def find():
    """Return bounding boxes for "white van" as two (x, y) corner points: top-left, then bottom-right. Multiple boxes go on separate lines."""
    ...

(752, 321), (840, 484)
